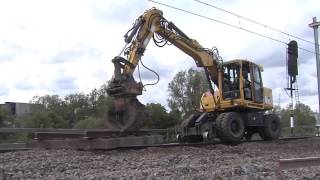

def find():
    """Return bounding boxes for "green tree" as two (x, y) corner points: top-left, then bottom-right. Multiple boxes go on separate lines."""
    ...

(88, 84), (112, 117)
(167, 68), (208, 118)
(146, 103), (179, 128)
(73, 116), (104, 129)
(168, 71), (187, 114)
(30, 95), (71, 127)
(280, 103), (316, 127)
(28, 82), (113, 128)
(21, 111), (67, 128)
(31, 95), (64, 112)
(186, 68), (208, 111)
(0, 106), (9, 127)
(64, 93), (90, 126)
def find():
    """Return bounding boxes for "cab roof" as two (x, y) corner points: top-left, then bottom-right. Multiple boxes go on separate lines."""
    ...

(222, 59), (264, 71)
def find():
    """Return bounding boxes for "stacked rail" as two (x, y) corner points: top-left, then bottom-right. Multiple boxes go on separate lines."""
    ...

(30, 129), (165, 150)
(0, 128), (166, 151)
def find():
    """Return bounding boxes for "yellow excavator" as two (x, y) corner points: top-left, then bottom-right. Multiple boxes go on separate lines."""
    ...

(106, 8), (280, 143)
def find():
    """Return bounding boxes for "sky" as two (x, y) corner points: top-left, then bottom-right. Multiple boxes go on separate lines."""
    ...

(0, 0), (319, 111)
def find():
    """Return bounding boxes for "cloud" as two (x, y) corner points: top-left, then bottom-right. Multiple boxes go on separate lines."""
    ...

(49, 45), (103, 64)
(299, 30), (315, 45)
(50, 76), (78, 93)
(0, 53), (17, 62)
(0, 40), (22, 62)
(89, 0), (149, 24)
(0, 84), (9, 96)
(251, 45), (315, 69)
(256, 50), (286, 68)
(298, 48), (316, 65)
(15, 81), (34, 91)
(311, 71), (317, 78)
(134, 61), (173, 81)
(300, 88), (318, 97)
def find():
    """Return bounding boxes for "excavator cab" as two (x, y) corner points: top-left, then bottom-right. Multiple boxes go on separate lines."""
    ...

(200, 60), (271, 113)
(222, 63), (241, 100)
(222, 60), (264, 103)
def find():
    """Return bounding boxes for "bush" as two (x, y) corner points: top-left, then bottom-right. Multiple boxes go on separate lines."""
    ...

(281, 127), (316, 136)
(0, 133), (30, 143)
(20, 111), (68, 128)
(73, 116), (104, 129)
(146, 103), (180, 129)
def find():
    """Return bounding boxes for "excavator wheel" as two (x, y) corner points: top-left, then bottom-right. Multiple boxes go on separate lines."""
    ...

(216, 112), (245, 144)
(105, 97), (148, 132)
(258, 114), (281, 140)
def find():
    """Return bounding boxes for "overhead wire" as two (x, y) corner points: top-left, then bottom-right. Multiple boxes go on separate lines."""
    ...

(147, 0), (319, 56)
(193, 0), (315, 46)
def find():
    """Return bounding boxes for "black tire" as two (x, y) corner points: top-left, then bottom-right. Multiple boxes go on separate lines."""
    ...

(259, 114), (281, 140)
(216, 112), (245, 143)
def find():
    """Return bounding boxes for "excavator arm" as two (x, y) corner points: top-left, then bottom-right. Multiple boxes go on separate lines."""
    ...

(106, 8), (222, 131)
(124, 8), (220, 83)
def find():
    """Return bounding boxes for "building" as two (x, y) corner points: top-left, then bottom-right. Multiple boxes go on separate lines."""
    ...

(0, 102), (42, 117)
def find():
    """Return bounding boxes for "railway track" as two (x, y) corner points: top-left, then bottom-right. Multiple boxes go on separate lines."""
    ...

(0, 128), (316, 152)
(121, 136), (314, 149)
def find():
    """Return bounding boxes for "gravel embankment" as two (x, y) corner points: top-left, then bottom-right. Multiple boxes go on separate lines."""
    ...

(1, 138), (320, 179)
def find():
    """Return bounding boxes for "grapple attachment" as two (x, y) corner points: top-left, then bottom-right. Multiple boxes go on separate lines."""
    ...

(106, 56), (149, 132)
(105, 97), (148, 132)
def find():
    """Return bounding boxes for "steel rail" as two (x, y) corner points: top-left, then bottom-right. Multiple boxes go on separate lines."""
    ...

(0, 143), (30, 152)
(279, 157), (320, 170)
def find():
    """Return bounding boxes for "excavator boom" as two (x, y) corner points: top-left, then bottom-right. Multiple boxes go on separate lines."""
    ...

(106, 8), (222, 131)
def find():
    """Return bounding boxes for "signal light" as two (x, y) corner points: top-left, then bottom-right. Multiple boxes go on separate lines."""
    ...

(287, 40), (298, 77)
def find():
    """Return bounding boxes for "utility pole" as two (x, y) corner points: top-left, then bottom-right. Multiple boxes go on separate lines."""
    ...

(309, 17), (320, 113)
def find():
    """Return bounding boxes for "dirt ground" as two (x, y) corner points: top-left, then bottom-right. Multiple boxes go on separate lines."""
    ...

(1, 138), (320, 179)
